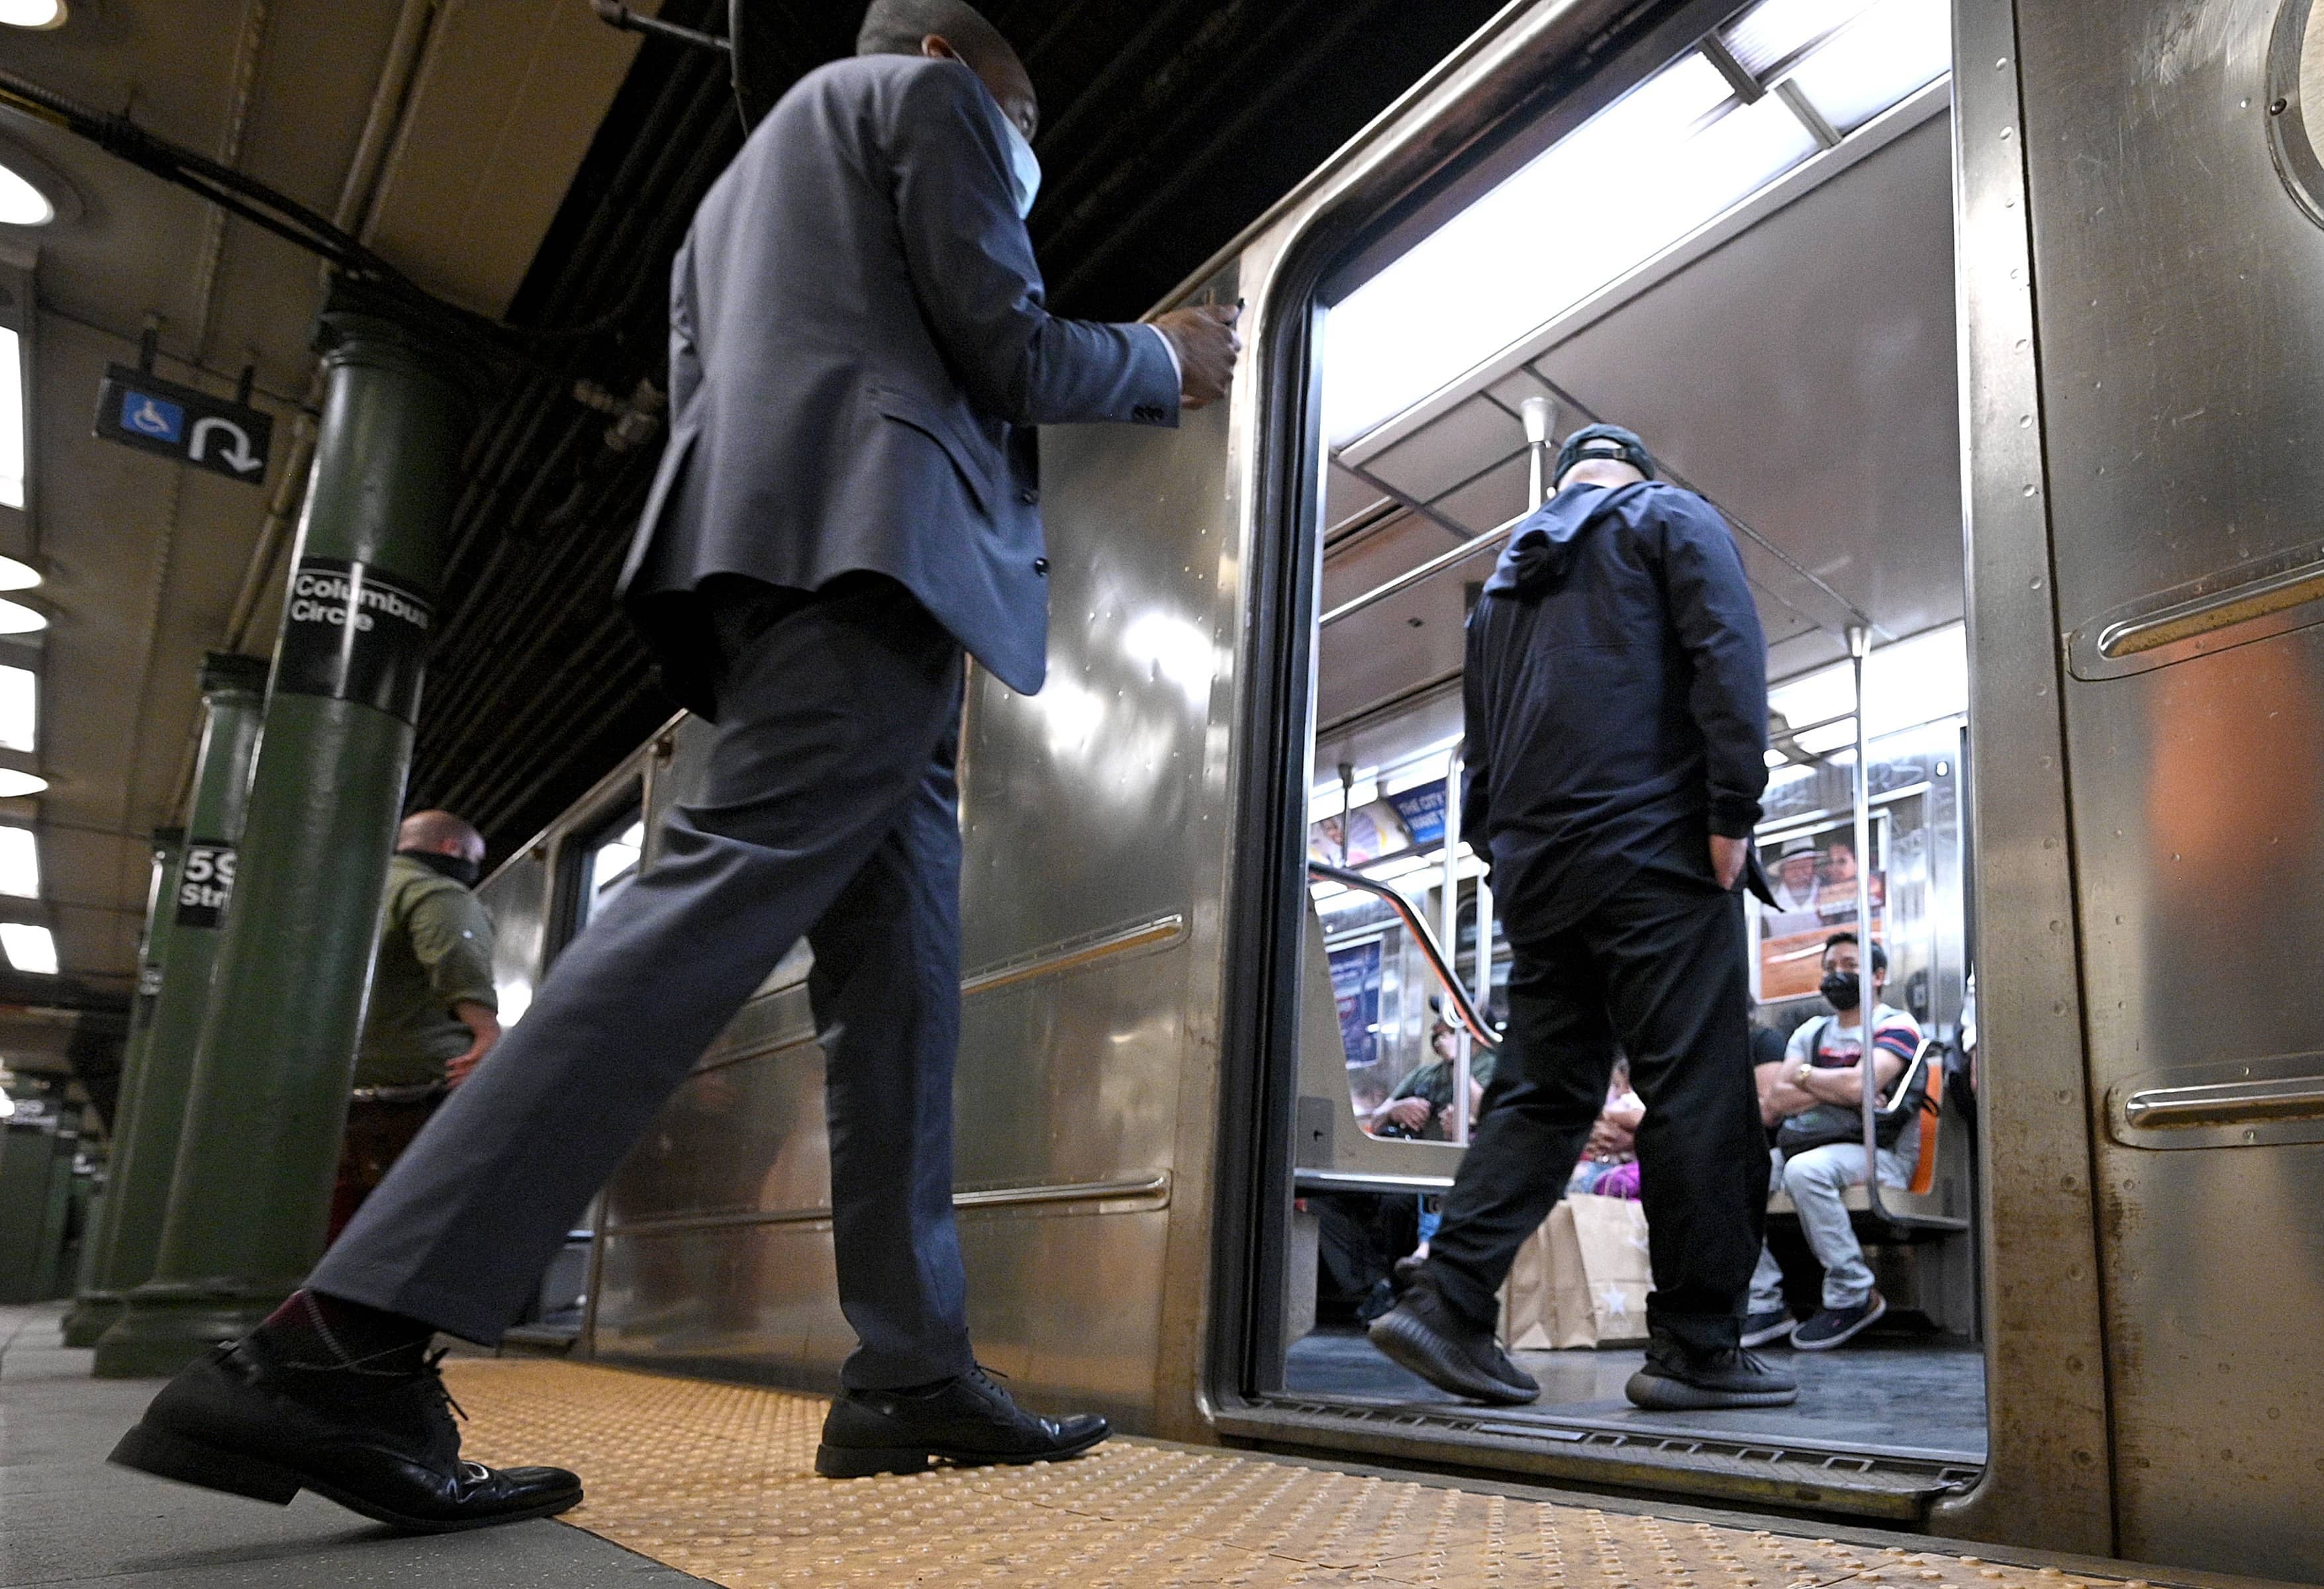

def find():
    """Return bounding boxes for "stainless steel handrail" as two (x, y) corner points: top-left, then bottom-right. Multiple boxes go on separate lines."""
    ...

(2123, 1075), (2324, 1130)
(1308, 859), (1499, 1051)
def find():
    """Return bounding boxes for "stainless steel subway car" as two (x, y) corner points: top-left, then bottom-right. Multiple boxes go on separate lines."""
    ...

(472, 0), (2324, 1578)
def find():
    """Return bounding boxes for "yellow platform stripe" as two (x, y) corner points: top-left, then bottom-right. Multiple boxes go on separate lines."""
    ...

(443, 1359), (2147, 1589)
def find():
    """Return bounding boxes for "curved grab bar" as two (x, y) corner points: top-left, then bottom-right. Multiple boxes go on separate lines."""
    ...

(1307, 860), (1500, 1051)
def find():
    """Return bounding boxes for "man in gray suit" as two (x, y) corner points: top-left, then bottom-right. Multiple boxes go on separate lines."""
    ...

(111, 0), (1240, 1533)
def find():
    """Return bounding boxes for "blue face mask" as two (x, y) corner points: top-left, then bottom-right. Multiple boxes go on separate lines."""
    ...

(999, 115), (1041, 218)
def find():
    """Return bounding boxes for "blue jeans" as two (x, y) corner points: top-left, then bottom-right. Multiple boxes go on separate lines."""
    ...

(1750, 1134), (1915, 1312)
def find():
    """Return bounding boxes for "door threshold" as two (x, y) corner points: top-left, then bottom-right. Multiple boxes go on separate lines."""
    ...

(1217, 1394), (1981, 1523)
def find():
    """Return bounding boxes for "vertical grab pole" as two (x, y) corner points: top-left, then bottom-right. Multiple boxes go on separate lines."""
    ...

(1848, 624), (1891, 1220)
(1522, 396), (1557, 508)
(1443, 749), (1471, 1145)
(1336, 760), (1355, 865)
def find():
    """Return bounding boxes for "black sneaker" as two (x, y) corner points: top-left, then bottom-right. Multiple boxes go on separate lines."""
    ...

(815, 1366), (1108, 1478)
(1366, 1280), (1538, 1406)
(1790, 1291), (1886, 1350)
(109, 1337), (581, 1532)
(1626, 1343), (1798, 1410)
(1739, 1308), (1794, 1348)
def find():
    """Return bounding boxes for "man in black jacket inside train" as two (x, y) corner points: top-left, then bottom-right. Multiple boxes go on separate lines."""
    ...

(110, 0), (1240, 1532)
(1367, 423), (1798, 1412)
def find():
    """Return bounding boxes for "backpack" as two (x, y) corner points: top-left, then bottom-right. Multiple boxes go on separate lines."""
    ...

(1774, 1015), (1929, 1161)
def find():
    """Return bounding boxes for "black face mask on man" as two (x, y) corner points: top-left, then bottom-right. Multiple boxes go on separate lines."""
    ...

(402, 848), (482, 889)
(1818, 970), (1861, 1009)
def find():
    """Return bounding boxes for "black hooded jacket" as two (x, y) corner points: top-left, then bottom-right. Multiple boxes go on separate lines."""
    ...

(1461, 479), (1769, 936)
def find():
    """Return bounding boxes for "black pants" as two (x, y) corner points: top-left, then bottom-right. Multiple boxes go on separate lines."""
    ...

(314, 576), (974, 1388)
(1426, 865), (1767, 1355)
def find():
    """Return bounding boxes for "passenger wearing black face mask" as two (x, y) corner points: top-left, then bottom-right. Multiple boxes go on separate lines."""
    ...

(330, 810), (501, 1240)
(1743, 931), (1922, 1351)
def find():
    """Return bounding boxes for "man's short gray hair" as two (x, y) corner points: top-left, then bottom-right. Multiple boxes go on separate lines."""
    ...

(856, 0), (1009, 60)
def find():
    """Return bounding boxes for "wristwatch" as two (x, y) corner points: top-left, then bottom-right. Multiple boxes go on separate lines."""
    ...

(1794, 1061), (1816, 1086)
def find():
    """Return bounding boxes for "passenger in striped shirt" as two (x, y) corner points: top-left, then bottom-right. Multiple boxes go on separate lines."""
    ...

(1745, 933), (1921, 1351)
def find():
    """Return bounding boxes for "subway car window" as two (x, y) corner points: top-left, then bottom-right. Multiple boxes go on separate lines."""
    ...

(1286, 0), (1977, 1479)
(578, 814), (645, 929)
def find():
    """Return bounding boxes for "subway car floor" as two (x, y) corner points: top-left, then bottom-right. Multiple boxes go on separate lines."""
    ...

(1284, 1328), (1988, 1467)
(1, 1301), (2245, 1589)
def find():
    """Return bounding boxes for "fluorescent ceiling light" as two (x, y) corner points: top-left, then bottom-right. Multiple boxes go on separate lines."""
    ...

(0, 769), (45, 797)
(0, 922), (56, 975)
(0, 0), (66, 27)
(0, 825), (37, 897)
(1719, 0), (1881, 79)
(0, 597), (43, 633)
(1768, 621), (1968, 749)
(1792, 718), (1861, 755)
(1783, 0), (1951, 134)
(0, 557), (36, 591)
(0, 162), (51, 227)
(0, 665), (31, 752)
(1324, 53), (1819, 444)
(0, 328), (22, 511)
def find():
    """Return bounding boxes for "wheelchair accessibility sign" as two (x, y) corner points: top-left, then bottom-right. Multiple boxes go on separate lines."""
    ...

(95, 365), (273, 485)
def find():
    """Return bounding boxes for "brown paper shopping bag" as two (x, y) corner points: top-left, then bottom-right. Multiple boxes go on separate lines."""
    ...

(1498, 1193), (1652, 1350)
(1551, 1192), (1652, 1347)
(1498, 1205), (1562, 1350)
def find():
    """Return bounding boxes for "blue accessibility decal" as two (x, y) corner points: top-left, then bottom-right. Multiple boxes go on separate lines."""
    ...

(120, 389), (185, 444)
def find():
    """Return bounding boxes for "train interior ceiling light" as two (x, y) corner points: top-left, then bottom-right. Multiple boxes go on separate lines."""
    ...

(1765, 620), (1968, 764)
(1321, 0), (1949, 446)
(0, 556), (36, 591)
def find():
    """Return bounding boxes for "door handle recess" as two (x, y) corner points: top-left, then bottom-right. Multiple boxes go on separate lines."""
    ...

(2121, 1075), (2324, 1130)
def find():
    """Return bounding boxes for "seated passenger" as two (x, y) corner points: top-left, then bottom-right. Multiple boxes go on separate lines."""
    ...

(1568, 1062), (1644, 1198)
(1364, 1012), (1496, 1141)
(1743, 932), (1922, 1351)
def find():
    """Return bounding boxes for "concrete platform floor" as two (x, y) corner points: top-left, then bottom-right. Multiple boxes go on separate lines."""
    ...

(0, 1304), (706, 1588)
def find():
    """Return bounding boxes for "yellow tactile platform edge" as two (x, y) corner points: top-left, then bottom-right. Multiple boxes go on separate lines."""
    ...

(444, 1359), (2151, 1589)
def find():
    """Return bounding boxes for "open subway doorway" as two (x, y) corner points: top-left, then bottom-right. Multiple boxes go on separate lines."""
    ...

(1267, 0), (1983, 1506)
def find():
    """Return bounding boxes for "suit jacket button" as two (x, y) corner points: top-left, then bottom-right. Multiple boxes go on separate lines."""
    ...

(1033, 558), (1049, 576)
(1019, 488), (1039, 505)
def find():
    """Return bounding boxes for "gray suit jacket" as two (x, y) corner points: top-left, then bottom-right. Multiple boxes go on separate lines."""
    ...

(617, 54), (1182, 715)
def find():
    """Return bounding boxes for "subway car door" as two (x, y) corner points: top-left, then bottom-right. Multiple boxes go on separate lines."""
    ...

(1990, 0), (2324, 1574)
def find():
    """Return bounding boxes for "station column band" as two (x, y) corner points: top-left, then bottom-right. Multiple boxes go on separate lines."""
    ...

(98, 284), (479, 1376)
(60, 825), (183, 1345)
(75, 665), (264, 1366)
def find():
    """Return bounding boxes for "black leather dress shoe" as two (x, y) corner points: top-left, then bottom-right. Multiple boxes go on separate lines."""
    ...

(816, 1366), (1108, 1478)
(109, 1337), (582, 1533)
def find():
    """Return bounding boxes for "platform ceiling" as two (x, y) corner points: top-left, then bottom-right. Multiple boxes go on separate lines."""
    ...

(0, 0), (1514, 1115)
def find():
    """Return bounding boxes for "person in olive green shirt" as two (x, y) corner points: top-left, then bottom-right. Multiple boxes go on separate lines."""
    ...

(328, 810), (501, 1239)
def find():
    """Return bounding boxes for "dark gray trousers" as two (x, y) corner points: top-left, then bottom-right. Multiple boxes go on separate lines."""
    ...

(312, 577), (974, 1388)
(1425, 864), (1768, 1356)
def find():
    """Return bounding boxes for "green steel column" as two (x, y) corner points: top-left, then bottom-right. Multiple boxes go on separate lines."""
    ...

(100, 288), (475, 1376)
(32, 1126), (80, 1300)
(61, 827), (184, 1347)
(77, 662), (266, 1365)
